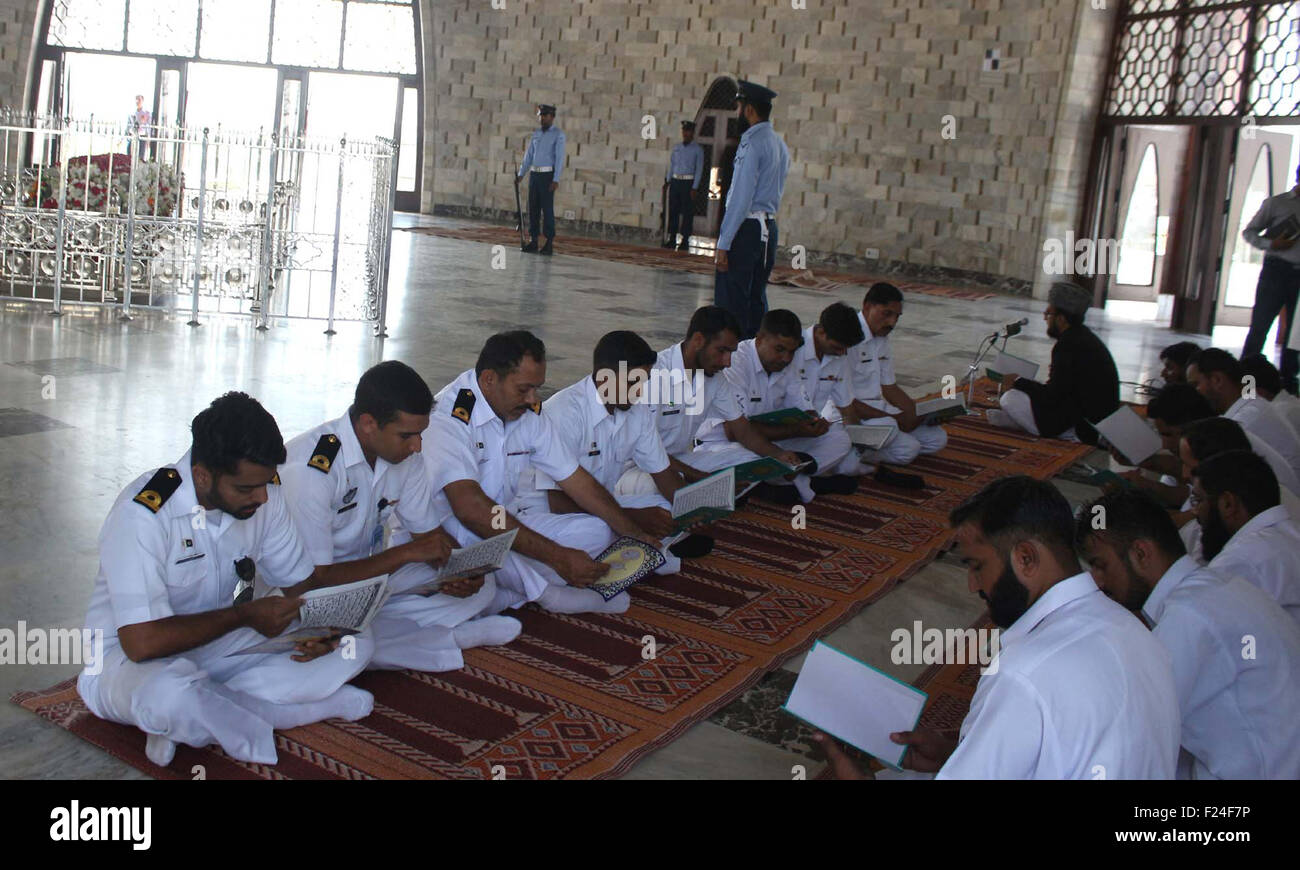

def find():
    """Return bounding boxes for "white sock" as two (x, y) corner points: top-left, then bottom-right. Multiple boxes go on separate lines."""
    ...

(538, 584), (631, 614)
(145, 733), (177, 767)
(793, 474), (816, 503)
(453, 616), (522, 649)
(986, 409), (1016, 429)
(654, 553), (682, 576)
(216, 683), (374, 730)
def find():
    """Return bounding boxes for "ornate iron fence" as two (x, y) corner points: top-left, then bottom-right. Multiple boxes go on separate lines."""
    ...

(0, 112), (396, 334)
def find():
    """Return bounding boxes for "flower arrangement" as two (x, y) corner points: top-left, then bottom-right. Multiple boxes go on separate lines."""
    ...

(23, 153), (181, 217)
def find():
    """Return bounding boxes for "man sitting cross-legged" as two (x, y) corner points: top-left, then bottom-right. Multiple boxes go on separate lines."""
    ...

(518, 330), (713, 576)
(77, 393), (376, 768)
(844, 283), (949, 485)
(412, 331), (659, 616)
(694, 309), (858, 504)
(1077, 489), (1300, 780)
(279, 361), (522, 676)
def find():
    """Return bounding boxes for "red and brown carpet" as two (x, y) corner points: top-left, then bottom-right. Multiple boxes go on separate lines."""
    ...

(398, 222), (997, 301)
(12, 410), (1090, 779)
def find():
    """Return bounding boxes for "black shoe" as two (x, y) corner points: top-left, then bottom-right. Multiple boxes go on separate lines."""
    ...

(661, 241), (675, 249)
(539, 241), (553, 256)
(668, 533), (714, 559)
(752, 482), (801, 506)
(810, 475), (859, 496)
(677, 242), (690, 252)
(521, 239), (538, 253)
(875, 466), (925, 490)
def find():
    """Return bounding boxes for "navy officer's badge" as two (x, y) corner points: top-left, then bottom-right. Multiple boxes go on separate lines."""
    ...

(133, 467), (181, 513)
(308, 434), (341, 474)
(452, 388), (476, 424)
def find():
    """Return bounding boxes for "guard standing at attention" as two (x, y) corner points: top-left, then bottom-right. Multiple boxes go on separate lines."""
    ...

(714, 80), (789, 340)
(515, 103), (566, 256)
(663, 120), (705, 252)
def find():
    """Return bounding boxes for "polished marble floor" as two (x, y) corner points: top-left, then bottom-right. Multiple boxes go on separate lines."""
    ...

(0, 214), (1271, 779)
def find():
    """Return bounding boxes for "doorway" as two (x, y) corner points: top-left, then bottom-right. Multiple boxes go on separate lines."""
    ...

(691, 77), (740, 241)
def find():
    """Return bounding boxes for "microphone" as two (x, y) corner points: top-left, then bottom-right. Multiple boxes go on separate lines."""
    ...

(1001, 318), (1029, 338)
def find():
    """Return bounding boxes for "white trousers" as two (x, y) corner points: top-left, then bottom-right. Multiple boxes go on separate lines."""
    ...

(855, 415), (949, 466)
(77, 626), (374, 764)
(368, 565), (500, 672)
(614, 444), (759, 497)
(443, 509), (616, 611)
(997, 389), (1079, 441)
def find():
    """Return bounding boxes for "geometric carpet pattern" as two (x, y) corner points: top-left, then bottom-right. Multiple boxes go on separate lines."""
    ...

(12, 410), (1089, 779)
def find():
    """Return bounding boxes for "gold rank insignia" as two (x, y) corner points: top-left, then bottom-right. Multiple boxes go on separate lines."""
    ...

(308, 433), (341, 474)
(133, 467), (181, 513)
(270, 472), (281, 485)
(452, 388), (475, 424)
(530, 401), (542, 414)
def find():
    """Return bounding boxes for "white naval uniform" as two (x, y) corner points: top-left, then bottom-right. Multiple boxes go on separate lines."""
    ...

(847, 310), (948, 465)
(1271, 390), (1300, 439)
(616, 342), (758, 497)
(1206, 504), (1300, 626)
(696, 338), (853, 477)
(1224, 395), (1300, 482)
(418, 369), (616, 611)
(936, 574), (1180, 779)
(1141, 556), (1300, 779)
(280, 413), (494, 673)
(77, 452), (374, 764)
(1178, 455), (1300, 564)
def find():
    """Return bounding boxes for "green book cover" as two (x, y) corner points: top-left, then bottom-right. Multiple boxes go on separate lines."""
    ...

(726, 456), (797, 485)
(671, 506), (732, 533)
(748, 407), (814, 426)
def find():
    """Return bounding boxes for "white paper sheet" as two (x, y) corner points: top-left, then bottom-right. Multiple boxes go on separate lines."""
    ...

(845, 423), (896, 450)
(989, 349), (1040, 381)
(783, 641), (927, 769)
(1093, 405), (1162, 466)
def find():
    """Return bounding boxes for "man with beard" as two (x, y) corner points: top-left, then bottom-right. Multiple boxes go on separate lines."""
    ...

(815, 476), (1180, 779)
(713, 80), (789, 339)
(416, 331), (658, 616)
(844, 283), (949, 483)
(696, 309), (858, 504)
(1191, 450), (1300, 624)
(514, 103), (565, 255)
(1076, 489), (1300, 780)
(521, 331), (712, 576)
(615, 306), (776, 495)
(987, 281), (1119, 443)
(1187, 347), (1300, 481)
(279, 362), (522, 676)
(77, 393), (376, 768)
(1239, 352), (1300, 437)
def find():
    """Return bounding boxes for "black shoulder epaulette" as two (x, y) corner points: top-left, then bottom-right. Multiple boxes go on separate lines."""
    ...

(452, 388), (476, 425)
(308, 434), (341, 474)
(530, 401), (542, 414)
(270, 472), (281, 485)
(133, 467), (182, 513)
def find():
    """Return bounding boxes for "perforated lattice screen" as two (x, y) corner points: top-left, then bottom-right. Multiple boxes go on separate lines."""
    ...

(1105, 0), (1300, 120)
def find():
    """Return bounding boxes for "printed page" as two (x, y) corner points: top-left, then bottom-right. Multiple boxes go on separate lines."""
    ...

(671, 466), (736, 518)
(298, 576), (388, 632)
(437, 528), (519, 582)
(783, 642), (927, 770)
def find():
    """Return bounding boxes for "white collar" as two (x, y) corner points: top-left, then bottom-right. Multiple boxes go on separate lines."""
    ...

(1231, 504), (1291, 541)
(999, 572), (1098, 650)
(1141, 555), (1199, 626)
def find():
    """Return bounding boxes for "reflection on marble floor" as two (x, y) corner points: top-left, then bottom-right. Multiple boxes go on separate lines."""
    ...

(0, 214), (1260, 779)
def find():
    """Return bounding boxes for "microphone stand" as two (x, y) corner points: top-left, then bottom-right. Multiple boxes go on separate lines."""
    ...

(965, 332), (1002, 410)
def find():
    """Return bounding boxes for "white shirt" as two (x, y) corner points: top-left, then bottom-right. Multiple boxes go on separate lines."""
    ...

(532, 375), (670, 493)
(1271, 390), (1300, 439)
(698, 338), (811, 442)
(1225, 395), (1300, 482)
(1243, 429), (1300, 495)
(848, 310), (897, 409)
(278, 412), (444, 565)
(1142, 556), (1300, 780)
(1207, 504), (1300, 625)
(937, 573), (1180, 780)
(420, 368), (579, 515)
(83, 451), (315, 649)
(793, 325), (854, 413)
(647, 342), (744, 456)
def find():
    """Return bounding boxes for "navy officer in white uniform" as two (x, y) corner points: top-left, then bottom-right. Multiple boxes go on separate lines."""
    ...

(77, 393), (375, 768)
(279, 361), (522, 676)
(414, 331), (659, 616)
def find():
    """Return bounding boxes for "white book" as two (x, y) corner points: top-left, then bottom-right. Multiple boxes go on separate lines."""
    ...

(228, 576), (390, 656)
(399, 528), (520, 596)
(988, 349), (1040, 382)
(783, 641), (928, 770)
(671, 466), (735, 521)
(912, 396), (968, 425)
(1093, 405), (1162, 466)
(845, 423), (898, 450)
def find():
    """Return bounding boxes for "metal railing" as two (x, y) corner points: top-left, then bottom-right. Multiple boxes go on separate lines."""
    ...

(0, 111), (396, 334)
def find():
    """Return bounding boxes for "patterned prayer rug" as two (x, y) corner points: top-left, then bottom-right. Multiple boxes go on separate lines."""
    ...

(397, 222), (997, 301)
(12, 419), (1087, 779)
